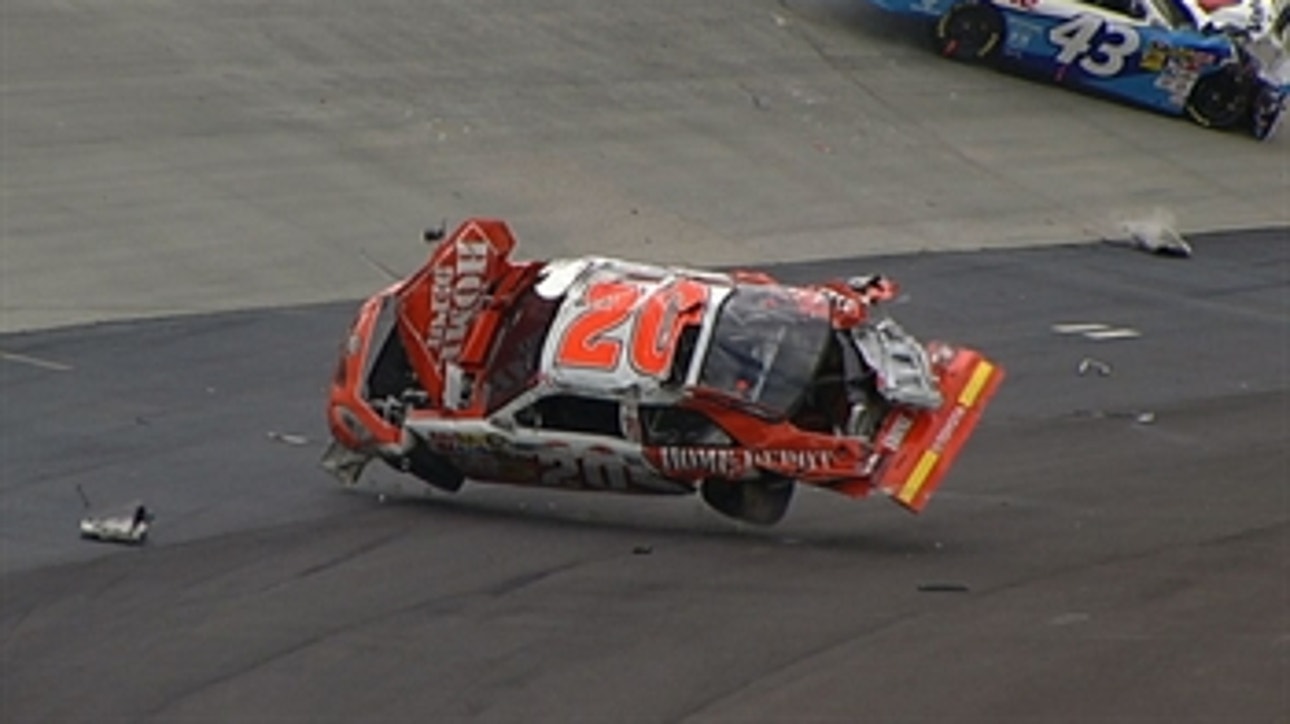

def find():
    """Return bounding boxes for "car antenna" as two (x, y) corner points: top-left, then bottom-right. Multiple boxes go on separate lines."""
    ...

(424, 219), (447, 243)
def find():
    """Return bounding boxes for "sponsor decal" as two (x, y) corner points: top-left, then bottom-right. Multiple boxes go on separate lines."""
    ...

(657, 447), (839, 476)
(427, 430), (507, 453)
(427, 235), (493, 360)
(930, 405), (966, 455)
(880, 415), (914, 451)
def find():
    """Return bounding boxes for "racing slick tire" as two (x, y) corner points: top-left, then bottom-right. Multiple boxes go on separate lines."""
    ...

(1185, 66), (1254, 130)
(934, 2), (1004, 62)
(700, 475), (795, 526)
(399, 444), (465, 493)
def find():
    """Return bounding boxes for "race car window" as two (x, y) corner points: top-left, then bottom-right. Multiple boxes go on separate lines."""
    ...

(639, 405), (733, 447)
(485, 287), (561, 413)
(699, 286), (832, 416)
(514, 394), (624, 438)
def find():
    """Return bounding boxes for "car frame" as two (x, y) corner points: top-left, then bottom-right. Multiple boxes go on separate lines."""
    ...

(322, 218), (1003, 525)
(864, 0), (1290, 138)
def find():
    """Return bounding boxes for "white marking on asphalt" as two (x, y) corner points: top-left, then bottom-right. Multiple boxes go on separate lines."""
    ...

(1052, 323), (1109, 334)
(0, 350), (73, 371)
(1084, 328), (1141, 340)
(1052, 322), (1141, 341)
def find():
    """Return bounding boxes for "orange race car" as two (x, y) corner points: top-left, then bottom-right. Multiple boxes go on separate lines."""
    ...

(322, 218), (1003, 525)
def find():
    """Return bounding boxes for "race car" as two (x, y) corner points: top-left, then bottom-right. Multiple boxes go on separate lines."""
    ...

(863, 0), (1290, 138)
(321, 218), (1004, 525)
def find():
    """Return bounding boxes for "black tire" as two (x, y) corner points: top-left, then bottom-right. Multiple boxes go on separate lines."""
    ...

(700, 475), (795, 526)
(934, 3), (1004, 62)
(399, 444), (465, 492)
(1186, 66), (1253, 130)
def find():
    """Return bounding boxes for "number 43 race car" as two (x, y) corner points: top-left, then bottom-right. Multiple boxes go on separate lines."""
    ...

(322, 219), (1004, 525)
(866, 0), (1290, 138)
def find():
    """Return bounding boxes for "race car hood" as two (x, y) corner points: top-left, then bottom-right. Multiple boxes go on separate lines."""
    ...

(394, 218), (519, 400)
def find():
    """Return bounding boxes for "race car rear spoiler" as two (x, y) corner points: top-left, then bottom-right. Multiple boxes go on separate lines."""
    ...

(873, 347), (1004, 512)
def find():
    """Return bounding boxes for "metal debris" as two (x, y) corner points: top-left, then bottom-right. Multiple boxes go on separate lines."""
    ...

(1106, 217), (1193, 258)
(77, 487), (153, 545)
(1127, 224), (1192, 258)
(267, 430), (310, 446)
(1074, 409), (1156, 424)
(632, 545), (654, 555)
(1052, 323), (1141, 341)
(1077, 357), (1113, 376)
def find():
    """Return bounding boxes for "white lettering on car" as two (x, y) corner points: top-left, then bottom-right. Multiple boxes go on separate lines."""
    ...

(931, 406), (966, 454)
(427, 238), (492, 360)
(657, 447), (837, 476)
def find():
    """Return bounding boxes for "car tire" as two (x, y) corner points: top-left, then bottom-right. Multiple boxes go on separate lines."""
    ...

(934, 3), (1004, 62)
(400, 444), (465, 492)
(1185, 66), (1253, 130)
(700, 475), (795, 526)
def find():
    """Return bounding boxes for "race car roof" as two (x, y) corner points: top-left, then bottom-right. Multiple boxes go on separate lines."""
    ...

(535, 257), (734, 397)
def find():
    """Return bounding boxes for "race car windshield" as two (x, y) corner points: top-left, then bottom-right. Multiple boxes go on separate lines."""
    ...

(699, 286), (832, 416)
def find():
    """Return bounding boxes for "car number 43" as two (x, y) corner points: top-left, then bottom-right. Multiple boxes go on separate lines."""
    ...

(1048, 15), (1140, 77)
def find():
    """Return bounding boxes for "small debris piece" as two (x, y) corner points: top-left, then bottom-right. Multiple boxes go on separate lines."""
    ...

(267, 431), (309, 446)
(1105, 214), (1193, 258)
(1053, 322), (1141, 341)
(632, 545), (653, 555)
(1052, 322), (1110, 334)
(917, 582), (970, 593)
(80, 502), (153, 545)
(1077, 357), (1113, 376)
(1127, 225), (1192, 258)
(1134, 411), (1156, 424)
(1083, 328), (1141, 341)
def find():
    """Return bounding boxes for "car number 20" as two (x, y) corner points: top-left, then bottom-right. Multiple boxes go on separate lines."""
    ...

(1048, 14), (1140, 77)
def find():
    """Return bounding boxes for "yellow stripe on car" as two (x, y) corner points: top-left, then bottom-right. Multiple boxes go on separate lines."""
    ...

(958, 361), (995, 407)
(898, 450), (940, 505)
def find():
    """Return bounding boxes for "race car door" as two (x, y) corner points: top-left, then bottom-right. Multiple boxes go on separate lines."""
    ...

(505, 392), (682, 494)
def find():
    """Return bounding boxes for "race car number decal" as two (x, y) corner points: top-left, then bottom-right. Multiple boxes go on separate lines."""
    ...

(554, 278), (709, 377)
(556, 281), (641, 371)
(1048, 15), (1140, 77)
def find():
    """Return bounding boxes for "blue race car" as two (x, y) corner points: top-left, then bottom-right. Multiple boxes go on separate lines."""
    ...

(864, 0), (1290, 138)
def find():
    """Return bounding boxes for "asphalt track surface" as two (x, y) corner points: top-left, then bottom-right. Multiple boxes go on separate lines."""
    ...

(3, 230), (1288, 723)
(3, 0), (1288, 333)
(3, 0), (1289, 722)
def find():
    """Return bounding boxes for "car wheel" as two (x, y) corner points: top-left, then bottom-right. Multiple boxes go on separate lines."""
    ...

(400, 444), (465, 492)
(934, 3), (1004, 62)
(1186, 66), (1253, 130)
(700, 475), (795, 526)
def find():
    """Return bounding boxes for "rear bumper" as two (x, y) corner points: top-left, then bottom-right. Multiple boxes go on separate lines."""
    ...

(874, 351), (1004, 512)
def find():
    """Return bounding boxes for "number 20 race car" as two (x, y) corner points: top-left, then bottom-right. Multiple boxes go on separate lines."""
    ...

(865, 0), (1290, 138)
(322, 219), (1004, 525)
